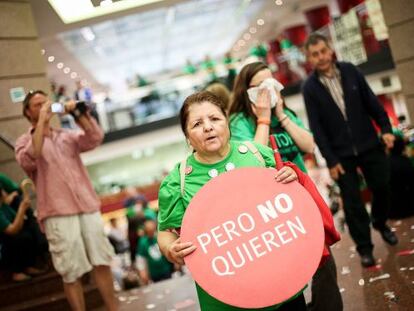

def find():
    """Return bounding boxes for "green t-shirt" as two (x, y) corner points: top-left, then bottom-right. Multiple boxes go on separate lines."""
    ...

(158, 141), (302, 310)
(137, 235), (172, 280)
(229, 110), (308, 172)
(0, 173), (19, 194)
(0, 203), (16, 232)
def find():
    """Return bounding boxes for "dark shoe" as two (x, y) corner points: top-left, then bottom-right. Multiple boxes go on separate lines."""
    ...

(360, 253), (376, 267)
(378, 227), (398, 245)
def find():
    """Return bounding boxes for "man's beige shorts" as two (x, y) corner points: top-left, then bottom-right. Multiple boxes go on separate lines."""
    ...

(44, 212), (115, 283)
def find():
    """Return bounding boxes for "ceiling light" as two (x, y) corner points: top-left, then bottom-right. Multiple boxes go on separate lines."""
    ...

(48, 56), (55, 62)
(257, 19), (265, 26)
(238, 40), (246, 47)
(57, 62), (64, 69)
(275, 0), (283, 5)
(243, 33), (251, 40)
(71, 72), (78, 79)
(249, 27), (257, 34)
(63, 67), (71, 74)
(80, 27), (95, 41)
(100, 0), (113, 6)
(48, 0), (167, 24)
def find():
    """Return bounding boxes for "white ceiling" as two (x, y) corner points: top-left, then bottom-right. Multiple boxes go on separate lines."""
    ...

(57, 0), (265, 86)
(29, 0), (337, 93)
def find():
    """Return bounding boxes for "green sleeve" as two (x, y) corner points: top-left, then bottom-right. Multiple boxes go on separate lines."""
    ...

(157, 164), (186, 231)
(0, 211), (11, 232)
(136, 238), (146, 257)
(253, 142), (276, 168)
(229, 114), (255, 142)
(0, 173), (19, 194)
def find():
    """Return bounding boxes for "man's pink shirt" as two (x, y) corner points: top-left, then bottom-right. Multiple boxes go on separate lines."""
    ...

(15, 119), (104, 225)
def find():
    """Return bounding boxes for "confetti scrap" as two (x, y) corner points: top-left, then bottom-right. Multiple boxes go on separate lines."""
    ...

(369, 273), (390, 283)
(174, 299), (196, 309)
(142, 287), (153, 294)
(400, 267), (408, 271)
(350, 253), (355, 258)
(366, 264), (382, 272)
(396, 249), (414, 256)
(394, 221), (402, 226)
(409, 267), (414, 271)
(341, 266), (351, 275)
(339, 288), (345, 293)
(391, 227), (397, 232)
(146, 304), (156, 309)
(349, 246), (356, 252)
(384, 291), (398, 303)
(118, 296), (127, 302)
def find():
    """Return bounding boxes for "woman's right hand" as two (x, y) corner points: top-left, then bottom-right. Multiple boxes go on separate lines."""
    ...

(252, 88), (271, 120)
(167, 238), (196, 265)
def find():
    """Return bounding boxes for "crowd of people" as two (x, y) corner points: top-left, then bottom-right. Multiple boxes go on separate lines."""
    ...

(1, 32), (413, 311)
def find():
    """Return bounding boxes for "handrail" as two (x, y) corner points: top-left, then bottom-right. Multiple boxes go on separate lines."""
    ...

(0, 133), (15, 150)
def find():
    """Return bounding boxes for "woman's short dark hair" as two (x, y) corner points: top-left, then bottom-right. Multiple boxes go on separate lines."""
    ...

(179, 91), (227, 137)
(22, 90), (47, 120)
(304, 33), (330, 51)
(229, 62), (268, 120)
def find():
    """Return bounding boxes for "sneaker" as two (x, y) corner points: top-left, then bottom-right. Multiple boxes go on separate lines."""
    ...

(360, 253), (376, 267)
(378, 227), (398, 246)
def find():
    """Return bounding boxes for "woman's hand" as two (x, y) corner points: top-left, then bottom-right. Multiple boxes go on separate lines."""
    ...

(273, 90), (285, 120)
(252, 88), (271, 120)
(275, 166), (298, 184)
(167, 237), (196, 265)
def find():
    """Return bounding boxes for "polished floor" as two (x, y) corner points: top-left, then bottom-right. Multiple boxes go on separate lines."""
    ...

(115, 216), (414, 311)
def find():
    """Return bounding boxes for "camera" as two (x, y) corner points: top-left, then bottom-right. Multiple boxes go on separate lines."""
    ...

(51, 102), (65, 114)
(70, 101), (88, 119)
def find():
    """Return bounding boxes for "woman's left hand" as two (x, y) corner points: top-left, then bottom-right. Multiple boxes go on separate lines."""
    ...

(273, 90), (285, 119)
(275, 166), (298, 183)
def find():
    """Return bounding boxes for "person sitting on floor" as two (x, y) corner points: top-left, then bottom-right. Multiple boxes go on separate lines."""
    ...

(0, 183), (48, 281)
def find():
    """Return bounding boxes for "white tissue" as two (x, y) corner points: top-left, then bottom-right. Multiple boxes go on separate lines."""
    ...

(247, 78), (284, 108)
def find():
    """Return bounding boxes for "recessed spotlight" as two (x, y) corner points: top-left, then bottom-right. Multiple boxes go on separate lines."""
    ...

(249, 27), (257, 34)
(257, 19), (265, 26)
(238, 40), (246, 47)
(63, 67), (71, 74)
(275, 0), (283, 5)
(243, 33), (251, 40)
(48, 56), (55, 62)
(57, 62), (64, 69)
(70, 72), (78, 79)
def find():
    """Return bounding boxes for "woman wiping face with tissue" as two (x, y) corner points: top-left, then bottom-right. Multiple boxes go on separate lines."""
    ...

(229, 62), (315, 172)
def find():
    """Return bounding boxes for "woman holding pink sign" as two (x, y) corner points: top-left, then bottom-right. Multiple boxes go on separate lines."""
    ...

(229, 62), (342, 311)
(157, 91), (308, 310)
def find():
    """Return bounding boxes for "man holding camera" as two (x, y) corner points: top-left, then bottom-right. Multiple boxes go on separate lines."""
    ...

(15, 90), (117, 311)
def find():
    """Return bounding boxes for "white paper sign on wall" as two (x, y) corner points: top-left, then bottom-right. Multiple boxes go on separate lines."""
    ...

(9, 87), (26, 103)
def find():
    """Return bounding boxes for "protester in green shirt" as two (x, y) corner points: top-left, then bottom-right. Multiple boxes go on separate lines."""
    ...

(136, 219), (173, 285)
(229, 62), (343, 310)
(157, 91), (307, 310)
(229, 62), (314, 172)
(0, 183), (47, 281)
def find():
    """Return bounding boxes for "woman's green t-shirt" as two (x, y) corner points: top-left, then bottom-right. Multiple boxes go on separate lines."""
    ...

(158, 141), (303, 310)
(229, 110), (309, 172)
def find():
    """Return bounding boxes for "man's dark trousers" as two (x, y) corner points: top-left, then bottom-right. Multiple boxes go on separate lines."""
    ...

(336, 145), (390, 255)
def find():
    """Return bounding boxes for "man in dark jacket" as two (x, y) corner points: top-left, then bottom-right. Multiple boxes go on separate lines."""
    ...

(302, 33), (397, 268)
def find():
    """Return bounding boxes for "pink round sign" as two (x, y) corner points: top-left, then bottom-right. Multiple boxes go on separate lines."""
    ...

(180, 167), (324, 308)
